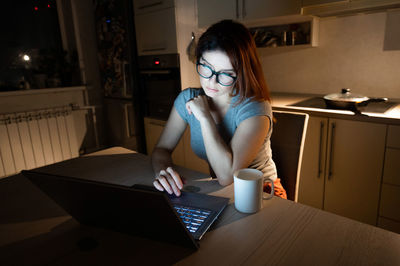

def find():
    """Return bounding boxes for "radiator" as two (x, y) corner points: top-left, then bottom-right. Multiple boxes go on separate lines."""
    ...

(0, 106), (80, 178)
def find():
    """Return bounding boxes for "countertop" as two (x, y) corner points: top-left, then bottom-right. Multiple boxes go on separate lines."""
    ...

(1, 147), (400, 265)
(271, 92), (400, 125)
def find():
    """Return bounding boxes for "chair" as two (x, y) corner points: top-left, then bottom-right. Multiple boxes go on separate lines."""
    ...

(270, 111), (309, 202)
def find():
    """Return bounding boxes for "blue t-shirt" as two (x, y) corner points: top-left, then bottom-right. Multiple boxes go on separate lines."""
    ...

(174, 88), (277, 181)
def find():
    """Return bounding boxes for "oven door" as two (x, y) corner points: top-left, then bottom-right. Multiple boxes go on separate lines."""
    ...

(140, 68), (181, 120)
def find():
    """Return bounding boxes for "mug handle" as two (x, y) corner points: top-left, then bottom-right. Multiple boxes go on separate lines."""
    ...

(263, 178), (274, 200)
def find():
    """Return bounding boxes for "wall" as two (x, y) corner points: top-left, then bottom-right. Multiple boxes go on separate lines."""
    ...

(175, 0), (201, 90)
(259, 10), (400, 99)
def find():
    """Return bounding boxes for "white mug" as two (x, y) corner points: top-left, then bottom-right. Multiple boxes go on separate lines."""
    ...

(233, 168), (274, 214)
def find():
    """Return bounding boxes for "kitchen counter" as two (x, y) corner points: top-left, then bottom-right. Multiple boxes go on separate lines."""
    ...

(271, 92), (400, 125)
(1, 147), (400, 265)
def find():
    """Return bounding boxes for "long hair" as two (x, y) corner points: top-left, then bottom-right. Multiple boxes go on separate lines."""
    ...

(195, 20), (271, 103)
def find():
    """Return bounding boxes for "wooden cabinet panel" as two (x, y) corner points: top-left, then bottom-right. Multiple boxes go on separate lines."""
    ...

(135, 8), (177, 55)
(144, 117), (209, 174)
(244, 0), (301, 21)
(387, 125), (400, 148)
(298, 116), (386, 225)
(324, 119), (386, 225)
(377, 217), (400, 234)
(380, 184), (400, 221)
(302, 0), (348, 6)
(197, 0), (237, 28)
(143, 117), (185, 167)
(133, 0), (174, 15)
(298, 116), (327, 209)
(383, 148), (400, 186)
(198, 0), (302, 28)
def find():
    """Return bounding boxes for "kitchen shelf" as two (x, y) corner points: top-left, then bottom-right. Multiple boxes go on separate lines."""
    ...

(249, 17), (319, 48)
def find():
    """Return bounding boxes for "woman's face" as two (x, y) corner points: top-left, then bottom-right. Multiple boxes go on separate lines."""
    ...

(198, 50), (236, 101)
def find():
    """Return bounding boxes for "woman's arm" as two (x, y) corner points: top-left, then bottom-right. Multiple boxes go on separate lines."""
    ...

(200, 114), (269, 186)
(186, 96), (269, 186)
(151, 107), (187, 196)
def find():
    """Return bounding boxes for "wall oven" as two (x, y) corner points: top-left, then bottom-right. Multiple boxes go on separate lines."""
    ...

(138, 54), (181, 120)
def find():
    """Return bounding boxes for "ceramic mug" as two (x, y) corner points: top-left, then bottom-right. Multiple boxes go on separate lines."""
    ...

(233, 168), (274, 213)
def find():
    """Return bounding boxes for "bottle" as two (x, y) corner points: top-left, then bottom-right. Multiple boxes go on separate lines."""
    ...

(282, 31), (287, 46)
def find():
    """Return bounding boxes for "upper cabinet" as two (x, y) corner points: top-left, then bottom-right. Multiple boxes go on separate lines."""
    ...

(197, 0), (237, 28)
(244, 0), (302, 21)
(133, 0), (177, 55)
(197, 0), (302, 28)
(133, 0), (175, 15)
(302, 0), (400, 17)
(302, 0), (348, 6)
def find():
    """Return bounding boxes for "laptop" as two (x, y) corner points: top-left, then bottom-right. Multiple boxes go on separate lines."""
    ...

(21, 170), (229, 249)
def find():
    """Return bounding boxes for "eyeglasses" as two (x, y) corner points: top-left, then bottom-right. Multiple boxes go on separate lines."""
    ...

(196, 62), (237, 86)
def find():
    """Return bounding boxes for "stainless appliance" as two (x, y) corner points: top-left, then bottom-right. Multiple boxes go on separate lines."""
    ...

(138, 54), (181, 120)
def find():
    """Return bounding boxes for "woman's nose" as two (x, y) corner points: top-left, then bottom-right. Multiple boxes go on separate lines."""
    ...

(209, 73), (218, 84)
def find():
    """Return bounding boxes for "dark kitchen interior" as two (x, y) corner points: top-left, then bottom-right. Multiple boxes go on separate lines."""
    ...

(1, 0), (400, 264)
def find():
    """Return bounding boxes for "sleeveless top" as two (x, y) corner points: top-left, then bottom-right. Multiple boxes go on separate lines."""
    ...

(174, 88), (277, 181)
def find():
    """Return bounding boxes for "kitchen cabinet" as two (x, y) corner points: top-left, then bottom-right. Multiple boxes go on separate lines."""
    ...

(302, 0), (348, 6)
(302, 0), (400, 16)
(143, 117), (209, 174)
(197, 0), (237, 28)
(133, 0), (174, 15)
(105, 99), (137, 151)
(250, 17), (319, 48)
(378, 125), (400, 234)
(134, 7), (177, 55)
(298, 117), (386, 225)
(144, 117), (185, 167)
(197, 0), (302, 28)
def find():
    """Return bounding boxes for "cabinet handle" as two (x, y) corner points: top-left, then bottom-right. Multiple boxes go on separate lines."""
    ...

(328, 122), (336, 180)
(317, 121), (324, 178)
(124, 104), (134, 138)
(138, 1), (163, 10)
(236, 0), (239, 19)
(140, 70), (171, 75)
(242, 0), (246, 18)
(141, 47), (167, 52)
(149, 121), (166, 127)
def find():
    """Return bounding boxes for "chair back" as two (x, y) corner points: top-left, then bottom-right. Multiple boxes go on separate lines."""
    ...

(271, 111), (309, 201)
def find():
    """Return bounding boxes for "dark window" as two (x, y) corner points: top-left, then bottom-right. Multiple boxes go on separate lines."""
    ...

(0, 1), (79, 90)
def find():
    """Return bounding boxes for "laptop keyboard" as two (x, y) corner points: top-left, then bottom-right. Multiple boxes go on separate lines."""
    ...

(174, 205), (211, 233)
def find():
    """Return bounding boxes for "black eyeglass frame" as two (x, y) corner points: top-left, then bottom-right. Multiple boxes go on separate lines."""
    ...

(196, 62), (237, 86)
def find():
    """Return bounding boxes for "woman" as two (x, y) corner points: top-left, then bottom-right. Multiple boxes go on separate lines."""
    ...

(151, 20), (287, 199)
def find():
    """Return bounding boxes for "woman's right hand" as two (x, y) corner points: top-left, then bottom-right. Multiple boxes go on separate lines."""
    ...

(153, 166), (184, 196)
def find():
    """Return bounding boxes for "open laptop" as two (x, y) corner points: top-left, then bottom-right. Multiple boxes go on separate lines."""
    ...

(21, 170), (229, 249)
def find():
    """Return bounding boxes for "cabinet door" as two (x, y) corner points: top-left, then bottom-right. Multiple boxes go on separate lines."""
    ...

(135, 8), (177, 55)
(324, 119), (386, 225)
(243, 0), (302, 21)
(133, 0), (174, 15)
(297, 116), (328, 209)
(143, 118), (185, 167)
(197, 0), (237, 28)
(302, 0), (348, 6)
(105, 99), (137, 151)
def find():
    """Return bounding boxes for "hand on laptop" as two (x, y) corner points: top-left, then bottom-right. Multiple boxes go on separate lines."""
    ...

(153, 167), (185, 196)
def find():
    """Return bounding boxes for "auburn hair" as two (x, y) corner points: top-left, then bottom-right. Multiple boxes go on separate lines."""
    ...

(196, 20), (271, 103)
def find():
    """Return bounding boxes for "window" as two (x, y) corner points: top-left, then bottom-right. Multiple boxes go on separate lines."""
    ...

(0, 1), (80, 90)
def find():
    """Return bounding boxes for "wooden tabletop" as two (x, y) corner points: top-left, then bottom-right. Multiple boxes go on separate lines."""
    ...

(1, 147), (399, 265)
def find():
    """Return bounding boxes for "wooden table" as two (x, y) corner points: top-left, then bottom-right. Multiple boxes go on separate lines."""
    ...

(1, 147), (399, 265)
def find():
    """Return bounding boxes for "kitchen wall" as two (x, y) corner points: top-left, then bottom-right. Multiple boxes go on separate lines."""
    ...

(259, 10), (400, 99)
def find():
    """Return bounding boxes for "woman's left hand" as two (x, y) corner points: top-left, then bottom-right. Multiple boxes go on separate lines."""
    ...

(186, 95), (211, 122)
